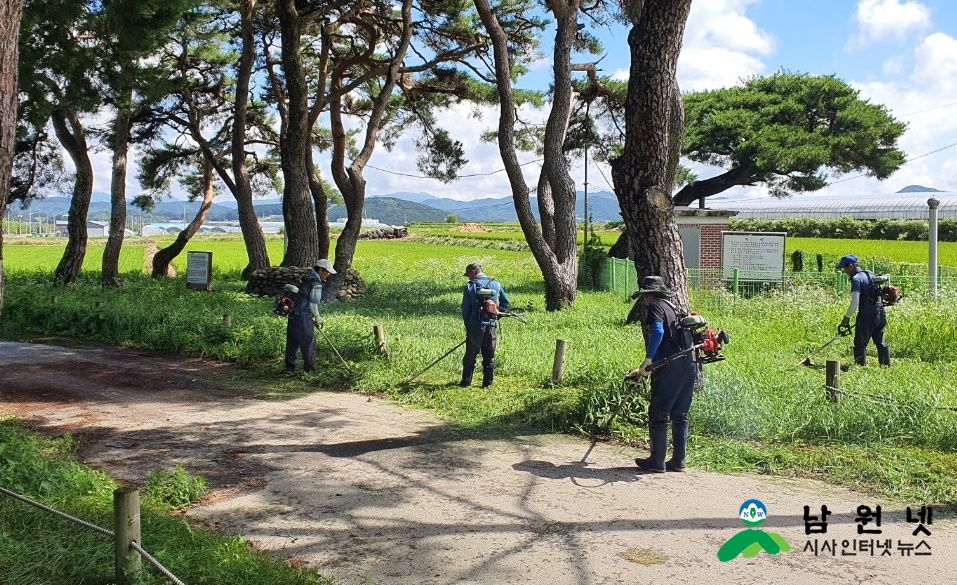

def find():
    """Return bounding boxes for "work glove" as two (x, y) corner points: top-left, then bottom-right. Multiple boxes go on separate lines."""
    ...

(625, 358), (654, 381)
(838, 317), (851, 337)
(313, 316), (323, 328)
(283, 284), (299, 294)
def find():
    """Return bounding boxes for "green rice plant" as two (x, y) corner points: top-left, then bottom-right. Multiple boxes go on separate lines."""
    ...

(786, 237), (957, 268)
(3, 243), (146, 275)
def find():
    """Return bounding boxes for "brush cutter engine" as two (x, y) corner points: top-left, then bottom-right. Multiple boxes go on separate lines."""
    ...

(871, 274), (902, 306)
(680, 314), (729, 364)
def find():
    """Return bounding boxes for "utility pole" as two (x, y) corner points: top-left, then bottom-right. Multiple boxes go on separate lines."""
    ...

(583, 100), (590, 244)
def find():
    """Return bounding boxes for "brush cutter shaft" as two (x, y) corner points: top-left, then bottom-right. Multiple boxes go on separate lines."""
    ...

(496, 309), (527, 323)
(799, 323), (856, 366)
(404, 340), (467, 384)
(649, 344), (702, 372)
(607, 378), (646, 429)
(820, 322), (856, 351)
(315, 323), (353, 374)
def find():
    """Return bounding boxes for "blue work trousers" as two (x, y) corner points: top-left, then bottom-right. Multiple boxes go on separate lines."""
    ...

(285, 314), (316, 372)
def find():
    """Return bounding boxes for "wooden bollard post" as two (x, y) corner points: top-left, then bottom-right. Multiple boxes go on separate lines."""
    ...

(114, 487), (141, 585)
(223, 313), (232, 328)
(552, 339), (568, 382)
(825, 360), (840, 402)
(373, 325), (388, 356)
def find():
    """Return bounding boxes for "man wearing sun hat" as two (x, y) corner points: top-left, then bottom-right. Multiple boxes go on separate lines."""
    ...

(285, 259), (336, 373)
(626, 275), (698, 473)
(836, 254), (890, 366)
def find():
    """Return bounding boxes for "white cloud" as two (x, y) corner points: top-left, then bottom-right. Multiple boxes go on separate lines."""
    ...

(678, 47), (767, 91)
(685, 1), (774, 55)
(911, 32), (957, 91)
(848, 0), (931, 49)
(839, 31), (957, 195)
(677, 0), (772, 91)
(882, 56), (905, 76)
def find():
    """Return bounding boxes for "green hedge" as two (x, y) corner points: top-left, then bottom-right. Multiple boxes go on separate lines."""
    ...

(729, 217), (957, 241)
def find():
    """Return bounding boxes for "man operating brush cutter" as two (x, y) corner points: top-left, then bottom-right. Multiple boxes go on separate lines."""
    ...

(402, 305), (527, 385)
(579, 276), (729, 469)
(582, 302), (730, 460)
(837, 254), (895, 367)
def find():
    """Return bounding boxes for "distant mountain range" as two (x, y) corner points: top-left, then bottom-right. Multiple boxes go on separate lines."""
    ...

(15, 185), (942, 225)
(897, 184), (943, 193)
(8, 190), (624, 225)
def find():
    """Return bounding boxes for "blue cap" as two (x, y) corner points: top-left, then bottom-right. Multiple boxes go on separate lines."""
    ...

(836, 254), (858, 270)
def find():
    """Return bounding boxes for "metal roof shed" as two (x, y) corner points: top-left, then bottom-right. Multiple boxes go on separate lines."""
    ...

(707, 193), (957, 220)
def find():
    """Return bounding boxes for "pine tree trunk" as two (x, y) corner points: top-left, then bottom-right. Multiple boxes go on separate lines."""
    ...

(328, 167), (364, 298)
(102, 102), (131, 287)
(474, 0), (580, 311)
(611, 0), (693, 318)
(538, 2), (580, 309)
(152, 160), (216, 277)
(309, 156), (330, 260)
(276, 0), (318, 267)
(234, 0), (270, 278)
(0, 0), (25, 314)
(51, 108), (93, 286)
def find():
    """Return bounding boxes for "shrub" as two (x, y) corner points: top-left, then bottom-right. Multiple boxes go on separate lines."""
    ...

(143, 464), (208, 510)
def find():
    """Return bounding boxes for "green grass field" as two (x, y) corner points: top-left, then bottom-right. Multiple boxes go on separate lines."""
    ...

(786, 237), (957, 268)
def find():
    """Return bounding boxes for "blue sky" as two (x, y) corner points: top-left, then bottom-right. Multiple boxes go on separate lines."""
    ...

(84, 0), (957, 204)
(347, 0), (957, 202)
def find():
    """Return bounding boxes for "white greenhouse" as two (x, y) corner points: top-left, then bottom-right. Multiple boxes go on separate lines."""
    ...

(706, 192), (957, 220)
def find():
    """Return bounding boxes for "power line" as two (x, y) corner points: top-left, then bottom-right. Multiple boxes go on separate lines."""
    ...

(366, 158), (543, 180)
(591, 159), (616, 192)
(827, 140), (957, 186)
(898, 100), (957, 117)
(367, 134), (957, 193)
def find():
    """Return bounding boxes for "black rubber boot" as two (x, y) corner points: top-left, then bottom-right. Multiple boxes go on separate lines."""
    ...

(878, 347), (890, 367)
(635, 422), (668, 473)
(459, 366), (475, 388)
(667, 418), (689, 472)
(481, 366), (494, 388)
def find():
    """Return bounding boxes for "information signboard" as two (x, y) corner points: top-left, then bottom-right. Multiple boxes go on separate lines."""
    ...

(186, 251), (213, 291)
(721, 231), (786, 281)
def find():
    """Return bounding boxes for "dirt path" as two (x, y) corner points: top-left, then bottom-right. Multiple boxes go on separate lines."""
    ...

(1, 341), (954, 585)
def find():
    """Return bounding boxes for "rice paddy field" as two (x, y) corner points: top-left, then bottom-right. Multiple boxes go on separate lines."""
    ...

(2, 232), (957, 506)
